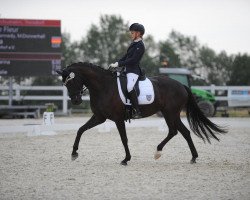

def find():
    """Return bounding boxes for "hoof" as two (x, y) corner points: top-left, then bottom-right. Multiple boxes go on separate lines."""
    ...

(71, 153), (78, 161)
(120, 160), (127, 166)
(154, 151), (162, 160)
(190, 158), (197, 164)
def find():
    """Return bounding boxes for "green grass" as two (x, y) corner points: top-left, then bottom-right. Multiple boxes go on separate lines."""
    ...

(216, 108), (250, 117)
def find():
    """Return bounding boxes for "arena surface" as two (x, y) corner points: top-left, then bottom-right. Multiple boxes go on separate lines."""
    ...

(0, 117), (249, 200)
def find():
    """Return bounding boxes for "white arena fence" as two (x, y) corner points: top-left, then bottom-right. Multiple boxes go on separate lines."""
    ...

(0, 85), (250, 114)
(0, 118), (173, 136)
(193, 85), (250, 107)
(0, 85), (89, 114)
(0, 117), (249, 136)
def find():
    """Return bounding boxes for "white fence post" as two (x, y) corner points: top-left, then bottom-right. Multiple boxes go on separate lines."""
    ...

(63, 86), (68, 114)
(211, 84), (215, 94)
(15, 84), (21, 101)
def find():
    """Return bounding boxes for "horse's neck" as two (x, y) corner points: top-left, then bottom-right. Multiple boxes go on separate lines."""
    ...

(81, 67), (114, 93)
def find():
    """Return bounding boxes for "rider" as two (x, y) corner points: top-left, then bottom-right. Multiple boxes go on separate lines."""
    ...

(109, 23), (145, 119)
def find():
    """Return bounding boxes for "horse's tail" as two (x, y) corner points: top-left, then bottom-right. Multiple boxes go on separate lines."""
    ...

(184, 85), (227, 143)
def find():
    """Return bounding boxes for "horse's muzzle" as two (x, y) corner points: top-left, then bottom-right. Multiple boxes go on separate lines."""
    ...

(71, 95), (83, 105)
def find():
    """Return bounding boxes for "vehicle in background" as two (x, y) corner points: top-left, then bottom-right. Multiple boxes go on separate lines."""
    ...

(159, 68), (218, 117)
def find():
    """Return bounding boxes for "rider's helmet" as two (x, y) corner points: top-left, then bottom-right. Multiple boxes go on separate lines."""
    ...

(129, 23), (145, 36)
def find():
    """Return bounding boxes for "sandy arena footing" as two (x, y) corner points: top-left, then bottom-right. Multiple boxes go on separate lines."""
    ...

(0, 117), (249, 199)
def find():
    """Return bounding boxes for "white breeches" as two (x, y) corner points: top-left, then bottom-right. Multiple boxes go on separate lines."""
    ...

(127, 73), (139, 92)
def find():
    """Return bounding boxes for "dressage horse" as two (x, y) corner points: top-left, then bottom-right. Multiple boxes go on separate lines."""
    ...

(57, 62), (226, 165)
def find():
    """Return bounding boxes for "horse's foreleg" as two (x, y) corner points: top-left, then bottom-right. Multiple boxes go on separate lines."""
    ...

(176, 119), (198, 164)
(115, 121), (131, 166)
(72, 115), (105, 160)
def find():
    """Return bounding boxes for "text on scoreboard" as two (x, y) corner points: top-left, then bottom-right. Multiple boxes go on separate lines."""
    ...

(0, 19), (62, 76)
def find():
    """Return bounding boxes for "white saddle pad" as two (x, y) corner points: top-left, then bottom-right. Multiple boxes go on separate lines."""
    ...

(117, 74), (155, 105)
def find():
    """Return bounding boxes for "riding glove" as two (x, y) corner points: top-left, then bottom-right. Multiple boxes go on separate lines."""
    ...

(109, 62), (118, 68)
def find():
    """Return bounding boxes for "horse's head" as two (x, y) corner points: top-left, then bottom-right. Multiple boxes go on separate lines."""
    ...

(57, 62), (111, 104)
(57, 66), (86, 105)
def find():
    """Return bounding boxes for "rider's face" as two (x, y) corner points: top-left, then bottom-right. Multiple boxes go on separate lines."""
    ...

(130, 31), (141, 40)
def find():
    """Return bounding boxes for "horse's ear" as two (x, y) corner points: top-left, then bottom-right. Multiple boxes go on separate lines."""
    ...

(56, 69), (63, 75)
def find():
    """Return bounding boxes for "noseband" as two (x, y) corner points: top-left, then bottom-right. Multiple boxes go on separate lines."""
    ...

(64, 72), (87, 98)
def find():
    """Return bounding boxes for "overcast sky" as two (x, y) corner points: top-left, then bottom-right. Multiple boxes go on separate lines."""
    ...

(1, 0), (250, 54)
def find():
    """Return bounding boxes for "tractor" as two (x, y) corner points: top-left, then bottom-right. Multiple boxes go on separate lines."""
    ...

(159, 68), (217, 117)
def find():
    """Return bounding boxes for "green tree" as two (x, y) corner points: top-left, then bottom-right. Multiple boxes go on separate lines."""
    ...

(160, 30), (234, 85)
(200, 46), (233, 85)
(79, 14), (130, 67)
(167, 30), (202, 71)
(214, 51), (233, 85)
(227, 54), (250, 85)
(140, 35), (159, 75)
(159, 40), (181, 67)
(61, 32), (81, 66)
(199, 47), (233, 85)
(199, 46), (216, 83)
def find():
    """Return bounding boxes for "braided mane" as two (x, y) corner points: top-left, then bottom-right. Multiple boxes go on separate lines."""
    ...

(69, 62), (103, 69)
(68, 62), (112, 76)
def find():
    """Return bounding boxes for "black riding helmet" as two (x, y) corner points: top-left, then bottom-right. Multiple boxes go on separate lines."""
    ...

(129, 23), (145, 36)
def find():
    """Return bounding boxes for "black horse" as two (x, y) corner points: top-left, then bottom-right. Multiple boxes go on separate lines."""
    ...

(57, 62), (226, 165)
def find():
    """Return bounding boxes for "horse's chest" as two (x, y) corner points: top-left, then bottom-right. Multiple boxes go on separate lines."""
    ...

(90, 96), (112, 113)
(89, 93), (121, 117)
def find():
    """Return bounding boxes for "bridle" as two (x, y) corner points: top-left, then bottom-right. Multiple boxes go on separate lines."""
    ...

(63, 72), (87, 98)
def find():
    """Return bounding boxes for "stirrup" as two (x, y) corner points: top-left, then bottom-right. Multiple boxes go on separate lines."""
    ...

(132, 110), (142, 119)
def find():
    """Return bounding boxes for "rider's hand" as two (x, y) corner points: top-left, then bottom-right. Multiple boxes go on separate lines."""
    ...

(109, 62), (118, 68)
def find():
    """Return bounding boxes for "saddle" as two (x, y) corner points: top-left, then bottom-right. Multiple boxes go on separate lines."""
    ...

(119, 69), (146, 101)
(116, 68), (154, 105)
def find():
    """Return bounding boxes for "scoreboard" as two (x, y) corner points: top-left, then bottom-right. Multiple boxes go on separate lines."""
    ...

(0, 19), (62, 76)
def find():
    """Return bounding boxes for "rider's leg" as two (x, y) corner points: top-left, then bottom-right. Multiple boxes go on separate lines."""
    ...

(127, 73), (141, 118)
(128, 89), (142, 118)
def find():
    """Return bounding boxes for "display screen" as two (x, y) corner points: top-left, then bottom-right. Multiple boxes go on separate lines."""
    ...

(0, 19), (62, 76)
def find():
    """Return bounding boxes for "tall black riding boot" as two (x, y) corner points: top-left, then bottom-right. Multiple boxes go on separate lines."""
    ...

(129, 89), (142, 119)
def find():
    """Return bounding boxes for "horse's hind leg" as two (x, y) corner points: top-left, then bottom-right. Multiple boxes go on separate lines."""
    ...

(176, 118), (198, 163)
(155, 112), (178, 160)
(72, 115), (105, 160)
